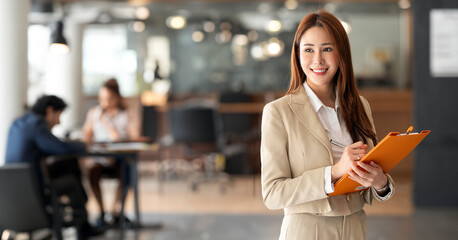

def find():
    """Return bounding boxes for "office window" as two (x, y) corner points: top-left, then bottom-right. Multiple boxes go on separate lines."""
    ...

(83, 24), (138, 96)
(27, 24), (51, 106)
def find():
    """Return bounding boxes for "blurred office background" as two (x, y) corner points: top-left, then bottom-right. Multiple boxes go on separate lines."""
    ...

(1, 0), (458, 239)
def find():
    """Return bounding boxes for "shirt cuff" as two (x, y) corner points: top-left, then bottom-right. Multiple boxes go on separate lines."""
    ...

(372, 175), (394, 201)
(324, 166), (335, 194)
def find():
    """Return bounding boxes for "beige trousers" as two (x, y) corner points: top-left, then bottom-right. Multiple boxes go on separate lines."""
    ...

(279, 210), (367, 240)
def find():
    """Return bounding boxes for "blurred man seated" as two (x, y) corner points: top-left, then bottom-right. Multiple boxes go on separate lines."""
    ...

(5, 95), (102, 239)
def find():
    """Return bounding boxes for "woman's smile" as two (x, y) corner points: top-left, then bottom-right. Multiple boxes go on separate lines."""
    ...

(310, 68), (329, 76)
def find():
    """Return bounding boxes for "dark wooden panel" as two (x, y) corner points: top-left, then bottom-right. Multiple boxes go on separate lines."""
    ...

(413, 0), (458, 207)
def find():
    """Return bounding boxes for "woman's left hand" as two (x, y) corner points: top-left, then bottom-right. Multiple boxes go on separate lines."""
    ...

(348, 161), (387, 190)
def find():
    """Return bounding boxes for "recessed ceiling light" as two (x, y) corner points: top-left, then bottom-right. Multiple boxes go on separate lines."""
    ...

(166, 15), (187, 29)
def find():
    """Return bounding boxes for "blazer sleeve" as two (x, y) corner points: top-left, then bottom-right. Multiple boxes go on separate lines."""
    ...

(34, 121), (86, 155)
(261, 103), (328, 210)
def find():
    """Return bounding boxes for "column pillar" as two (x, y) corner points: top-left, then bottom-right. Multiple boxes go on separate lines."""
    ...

(0, 0), (29, 165)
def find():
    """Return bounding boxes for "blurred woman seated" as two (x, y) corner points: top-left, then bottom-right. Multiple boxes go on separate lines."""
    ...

(82, 78), (139, 226)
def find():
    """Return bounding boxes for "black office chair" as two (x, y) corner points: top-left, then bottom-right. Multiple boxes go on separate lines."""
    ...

(141, 106), (159, 142)
(141, 105), (172, 155)
(170, 107), (220, 146)
(0, 163), (63, 240)
(219, 92), (261, 195)
(169, 106), (230, 191)
(219, 92), (259, 175)
(219, 91), (252, 138)
(141, 105), (174, 194)
(219, 91), (253, 140)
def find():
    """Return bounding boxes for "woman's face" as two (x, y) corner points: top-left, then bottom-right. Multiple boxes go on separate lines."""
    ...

(98, 87), (119, 111)
(299, 26), (338, 91)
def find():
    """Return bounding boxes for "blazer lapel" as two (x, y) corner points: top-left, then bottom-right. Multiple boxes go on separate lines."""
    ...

(288, 88), (333, 163)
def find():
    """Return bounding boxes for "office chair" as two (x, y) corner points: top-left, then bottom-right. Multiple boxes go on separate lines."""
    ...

(219, 91), (253, 140)
(141, 105), (172, 156)
(141, 106), (159, 142)
(219, 92), (260, 167)
(219, 92), (261, 174)
(169, 106), (230, 192)
(219, 92), (261, 195)
(141, 105), (176, 193)
(0, 163), (64, 240)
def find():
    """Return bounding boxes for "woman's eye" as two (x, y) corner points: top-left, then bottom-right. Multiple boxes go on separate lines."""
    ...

(305, 48), (313, 53)
(323, 47), (332, 52)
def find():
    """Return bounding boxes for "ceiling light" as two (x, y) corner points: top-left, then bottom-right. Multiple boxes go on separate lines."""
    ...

(251, 43), (268, 61)
(233, 34), (248, 46)
(49, 20), (69, 54)
(49, 43), (69, 55)
(192, 30), (205, 43)
(251, 45), (263, 59)
(135, 7), (150, 20)
(203, 21), (215, 32)
(285, 0), (298, 10)
(166, 15), (187, 29)
(267, 42), (281, 56)
(131, 21), (146, 32)
(266, 20), (282, 33)
(215, 30), (232, 44)
(247, 31), (258, 42)
(265, 38), (284, 57)
(220, 21), (232, 31)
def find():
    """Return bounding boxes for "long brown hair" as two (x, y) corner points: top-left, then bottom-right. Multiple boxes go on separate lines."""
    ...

(286, 11), (377, 144)
(103, 78), (125, 110)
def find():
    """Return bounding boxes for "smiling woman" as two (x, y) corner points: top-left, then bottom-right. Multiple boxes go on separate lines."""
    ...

(261, 11), (395, 240)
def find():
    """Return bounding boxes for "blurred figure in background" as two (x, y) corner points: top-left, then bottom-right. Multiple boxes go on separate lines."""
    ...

(82, 78), (139, 226)
(5, 95), (102, 239)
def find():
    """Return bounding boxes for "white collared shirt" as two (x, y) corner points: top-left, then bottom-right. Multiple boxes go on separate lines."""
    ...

(303, 82), (352, 194)
(303, 83), (354, 163)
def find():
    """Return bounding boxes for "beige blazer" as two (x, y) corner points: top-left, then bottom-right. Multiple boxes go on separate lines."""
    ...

(261, 87), (394, 217)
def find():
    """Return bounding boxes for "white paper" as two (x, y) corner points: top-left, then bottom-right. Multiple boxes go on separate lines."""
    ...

(430, 9), (458, 77)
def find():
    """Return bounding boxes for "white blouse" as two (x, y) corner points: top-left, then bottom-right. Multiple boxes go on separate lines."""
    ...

(87, 106), (129, 142)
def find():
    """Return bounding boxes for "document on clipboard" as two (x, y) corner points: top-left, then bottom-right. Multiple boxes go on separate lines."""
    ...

(329, 126), (430, 196)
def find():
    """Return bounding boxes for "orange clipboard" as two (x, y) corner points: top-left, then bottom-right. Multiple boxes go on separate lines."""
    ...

(329, 127), (430, 196)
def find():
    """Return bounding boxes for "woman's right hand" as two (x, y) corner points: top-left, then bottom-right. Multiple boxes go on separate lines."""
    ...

(331, 141), (367, 182)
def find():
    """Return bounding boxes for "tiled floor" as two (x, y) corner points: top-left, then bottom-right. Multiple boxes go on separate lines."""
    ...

(81, 166), (458, 239)
(86, 163), (413, 216)
(86, 209), (458, 240)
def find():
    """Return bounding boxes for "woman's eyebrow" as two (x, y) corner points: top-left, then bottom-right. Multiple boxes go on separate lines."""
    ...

(302, 42), (333, 46)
